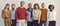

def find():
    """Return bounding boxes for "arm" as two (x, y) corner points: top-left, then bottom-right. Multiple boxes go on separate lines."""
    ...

(47, 11), (49, 26)
(32, 10), (35, 17)
(16, 8), (19, 20)
(2, 10), (4, 18)
(38, 11), (41, 24)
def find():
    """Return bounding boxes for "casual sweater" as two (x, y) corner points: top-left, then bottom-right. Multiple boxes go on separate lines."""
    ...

(32, 9), (41, 20)
(40, 8), (48, 21)
(16, 7), (27, 20)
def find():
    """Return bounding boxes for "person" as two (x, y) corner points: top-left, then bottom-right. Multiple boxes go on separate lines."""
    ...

(16, 1), (27, 26)
(2, 4), (11, 26)
(27, 3), (33, 26)
(10, 4), (16, 26)
(32, 3), (41, 26)
(47, 4), (56, 26)
(39, 3), (48, 26)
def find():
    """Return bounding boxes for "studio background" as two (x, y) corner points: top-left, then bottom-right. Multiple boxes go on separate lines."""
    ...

(0, 0), (60, 26)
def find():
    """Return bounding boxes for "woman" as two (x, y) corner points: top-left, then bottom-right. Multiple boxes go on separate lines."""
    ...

(32, 3), (41, 26)
(47, 4), (56, 26)
(2, 4), (11, 26)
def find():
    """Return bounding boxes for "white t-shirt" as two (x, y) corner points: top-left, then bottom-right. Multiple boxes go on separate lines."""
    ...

(32, 9), (41, 20)
(47, 10), (56, 21)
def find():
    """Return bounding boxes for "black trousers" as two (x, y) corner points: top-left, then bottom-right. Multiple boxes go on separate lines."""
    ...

(33, 20), (38, 26)
(11, 19), (16, 26)
(49, 21), (56, 26)
(27, 22), (33, 26)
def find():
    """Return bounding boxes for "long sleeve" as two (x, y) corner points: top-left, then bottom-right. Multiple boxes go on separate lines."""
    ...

(2, 10), (4, 18)
(16, 8), (19, 20)
(25, 8), (27, 20)
(32, 10), (35, 17)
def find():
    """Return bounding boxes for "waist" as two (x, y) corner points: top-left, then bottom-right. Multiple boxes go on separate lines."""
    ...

(40, 17), (47, 21)
(17, 17), (26, 20)
(17, 19), (26, 20)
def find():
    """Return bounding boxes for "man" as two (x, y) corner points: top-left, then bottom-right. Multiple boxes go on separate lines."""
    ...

(10, 4), (16, 26)
(27, 3), (33, 26)
(39, 3), (48, 26)
(16, 1), (27, 26)
(47, 4), (56, 26)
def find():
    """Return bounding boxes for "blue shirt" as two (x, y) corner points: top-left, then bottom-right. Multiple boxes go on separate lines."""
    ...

(27, 8), (33, 22)
(10, 9), (16, 20)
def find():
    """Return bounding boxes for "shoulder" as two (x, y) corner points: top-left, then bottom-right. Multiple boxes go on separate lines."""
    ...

(53, 11), (56, 14)
(16, 7), (20, 9)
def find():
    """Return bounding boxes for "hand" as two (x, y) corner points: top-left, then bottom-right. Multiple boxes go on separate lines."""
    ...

(25, 20), (27, 23)
(38, 21), (40, 24)
(11, 20), (12, 24)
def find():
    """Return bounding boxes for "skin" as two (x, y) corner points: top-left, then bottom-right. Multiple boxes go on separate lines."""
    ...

(35, 5), (39, 10)
(41, 3), (45, 9)
(11, 4), (15, 10)
(28, 3), (32, 8)
(49, 6), (54, 12)
(20, 1), (25, 7)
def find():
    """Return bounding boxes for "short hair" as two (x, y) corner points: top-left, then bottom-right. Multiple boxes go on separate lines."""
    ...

(20, 1), (25, 4)
(48, 4), (55, 9)
(34, 3), (40, 9)
(41, 3), (45, 5)
(28, 3), (32, 6)
(12, 4), (15, 5)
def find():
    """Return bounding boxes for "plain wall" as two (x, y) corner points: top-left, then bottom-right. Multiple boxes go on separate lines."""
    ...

(0, 0), (60, 26)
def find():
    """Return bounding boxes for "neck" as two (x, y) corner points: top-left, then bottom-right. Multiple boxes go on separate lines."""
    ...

(50, 10), (53, 12)
(20, 6), (24, 8)
(28, 7), (32, 8)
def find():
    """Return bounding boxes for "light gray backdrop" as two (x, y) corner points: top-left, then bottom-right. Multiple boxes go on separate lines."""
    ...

(0, 0), (60, 26)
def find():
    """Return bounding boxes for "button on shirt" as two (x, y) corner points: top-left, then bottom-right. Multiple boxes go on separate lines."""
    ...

(10, 9), (16, 20)
(47, 10), (56, 21)
(27, 8), (33, 22)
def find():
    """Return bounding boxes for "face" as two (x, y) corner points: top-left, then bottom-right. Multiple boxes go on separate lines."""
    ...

(28, 4), (32, 8)
(20, 1), (24, 6)
(50, 6), (54, 11)
(35, 5), (39, 9)
(42, 3), (45, 8)
(12, 4), (15, 9)
(6, 5), (9, 9)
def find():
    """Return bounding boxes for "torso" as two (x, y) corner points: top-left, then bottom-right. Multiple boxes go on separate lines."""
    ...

(33, 9), (41, 20)
(2, 9), (10, 17)
(40, 8), (48, 21)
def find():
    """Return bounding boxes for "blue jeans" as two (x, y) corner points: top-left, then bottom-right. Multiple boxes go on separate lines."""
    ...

(39, 20), (46, 26)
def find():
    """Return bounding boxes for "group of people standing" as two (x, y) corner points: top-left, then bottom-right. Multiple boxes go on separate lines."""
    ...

(2, 1), (56, 26)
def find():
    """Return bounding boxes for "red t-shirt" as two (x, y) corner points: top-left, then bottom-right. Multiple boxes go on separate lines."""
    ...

(16, 7), (27, 20)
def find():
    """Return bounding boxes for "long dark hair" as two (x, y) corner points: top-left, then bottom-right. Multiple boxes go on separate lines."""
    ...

(4, 4), (9, 10)
(33, 3), (40, 9)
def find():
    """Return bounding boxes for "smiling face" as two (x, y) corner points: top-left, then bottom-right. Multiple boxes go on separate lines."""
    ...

(49, 5), (54, 11)
(35, 5), (39, 9)
(34, 4), (40, 9)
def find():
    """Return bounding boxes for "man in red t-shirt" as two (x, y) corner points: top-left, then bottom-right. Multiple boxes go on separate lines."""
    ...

(16, 1), (27, 26)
